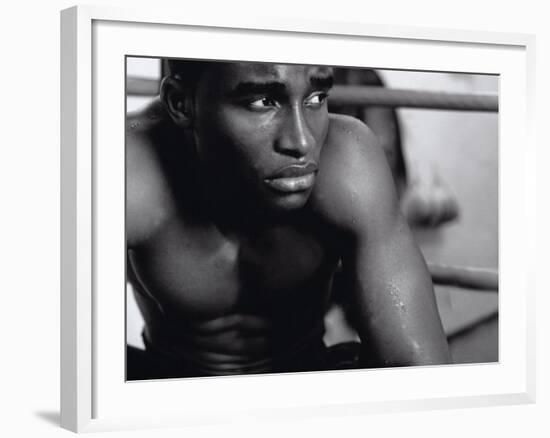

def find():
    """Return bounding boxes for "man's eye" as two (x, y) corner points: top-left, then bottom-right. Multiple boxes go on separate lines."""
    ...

(304, 92), (329, 107)
(249, 97), (278, 109)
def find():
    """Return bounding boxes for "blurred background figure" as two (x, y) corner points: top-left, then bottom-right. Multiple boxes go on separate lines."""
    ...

(330, 67), (459, 228)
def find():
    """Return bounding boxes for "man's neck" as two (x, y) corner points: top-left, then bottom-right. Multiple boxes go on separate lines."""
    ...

(197, 174), (293, 235)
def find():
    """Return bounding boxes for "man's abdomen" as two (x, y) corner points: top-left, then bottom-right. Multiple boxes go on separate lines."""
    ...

(127, 222), (338, 376)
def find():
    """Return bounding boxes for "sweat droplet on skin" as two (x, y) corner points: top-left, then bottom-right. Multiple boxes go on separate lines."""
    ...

(388, 284), (407, 312)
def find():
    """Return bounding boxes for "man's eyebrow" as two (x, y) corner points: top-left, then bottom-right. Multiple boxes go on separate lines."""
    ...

(310, 75), (334, 90)
(228, 81), (287, 97)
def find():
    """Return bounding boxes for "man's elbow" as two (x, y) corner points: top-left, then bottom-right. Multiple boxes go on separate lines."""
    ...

(359, 341), (452, 368)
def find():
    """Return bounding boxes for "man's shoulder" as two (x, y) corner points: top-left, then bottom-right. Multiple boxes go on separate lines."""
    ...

(325, 113), (379, 156)
(126, 98), (171, 140)
(309, 114), (398, 233)
(126, 100), (177, 246)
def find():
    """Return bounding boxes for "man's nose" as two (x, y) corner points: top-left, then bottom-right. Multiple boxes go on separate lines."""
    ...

(275, 106), (315, 158)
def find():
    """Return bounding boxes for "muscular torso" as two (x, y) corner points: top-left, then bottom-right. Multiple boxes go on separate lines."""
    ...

(127, 101), (341, 375)
(126, 98), (450, 374)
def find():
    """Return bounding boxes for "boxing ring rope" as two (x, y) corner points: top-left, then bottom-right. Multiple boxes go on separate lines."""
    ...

(329, 85), (498, 112)
(428, 264), (498, 292)
(126, 77), (498, 112)
(127, 77), (160, 97)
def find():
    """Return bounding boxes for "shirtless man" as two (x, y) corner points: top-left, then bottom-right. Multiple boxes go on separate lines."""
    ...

(126, 60), (451, 379)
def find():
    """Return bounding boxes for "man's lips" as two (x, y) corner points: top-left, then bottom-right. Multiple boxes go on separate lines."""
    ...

(264, 163), (318, 193)
(269, 162), (318, 179)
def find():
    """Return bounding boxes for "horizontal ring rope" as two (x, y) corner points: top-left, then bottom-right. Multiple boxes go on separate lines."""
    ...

(428, 263), (498, 291)
(127, 77), (159, 96)
(126, 77), (498, 112)
(446, 308), (498, 339)
(330, 85), (498, 112)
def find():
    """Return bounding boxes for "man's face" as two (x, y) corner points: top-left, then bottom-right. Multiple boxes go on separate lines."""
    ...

(190, 62), (333, 211)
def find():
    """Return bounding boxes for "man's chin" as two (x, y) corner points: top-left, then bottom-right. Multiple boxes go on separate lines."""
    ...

(264, 190), (312, 212)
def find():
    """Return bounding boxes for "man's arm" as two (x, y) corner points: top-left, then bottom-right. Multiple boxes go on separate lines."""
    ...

(126, 112), (175, 248)
(314, 115), (451, 367)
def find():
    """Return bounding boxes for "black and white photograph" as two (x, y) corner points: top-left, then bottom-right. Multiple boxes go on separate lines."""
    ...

(125, 57), (499, 381)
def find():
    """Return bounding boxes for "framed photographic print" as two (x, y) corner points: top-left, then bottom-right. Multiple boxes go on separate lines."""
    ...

(61, 5), (536, 433)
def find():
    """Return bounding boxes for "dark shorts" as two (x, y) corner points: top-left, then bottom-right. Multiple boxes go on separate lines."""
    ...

(126, 336), (361, 381)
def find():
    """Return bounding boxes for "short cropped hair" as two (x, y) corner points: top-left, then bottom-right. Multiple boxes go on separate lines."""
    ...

(164, 59), (213, 90)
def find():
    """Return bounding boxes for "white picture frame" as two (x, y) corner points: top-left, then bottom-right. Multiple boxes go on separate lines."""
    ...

(60, 5), (536, 433)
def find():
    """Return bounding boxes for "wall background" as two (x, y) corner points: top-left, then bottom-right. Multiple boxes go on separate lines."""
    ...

(0, 0), (547, 436)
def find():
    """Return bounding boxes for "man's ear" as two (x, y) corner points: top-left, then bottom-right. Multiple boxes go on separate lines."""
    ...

(160, 76), (193, 128)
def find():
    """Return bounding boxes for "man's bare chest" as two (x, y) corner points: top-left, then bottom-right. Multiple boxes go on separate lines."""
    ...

(128, 219), (336, 318)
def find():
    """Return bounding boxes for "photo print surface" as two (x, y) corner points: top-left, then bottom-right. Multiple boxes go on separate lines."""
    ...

(125, 57), (498, 381)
